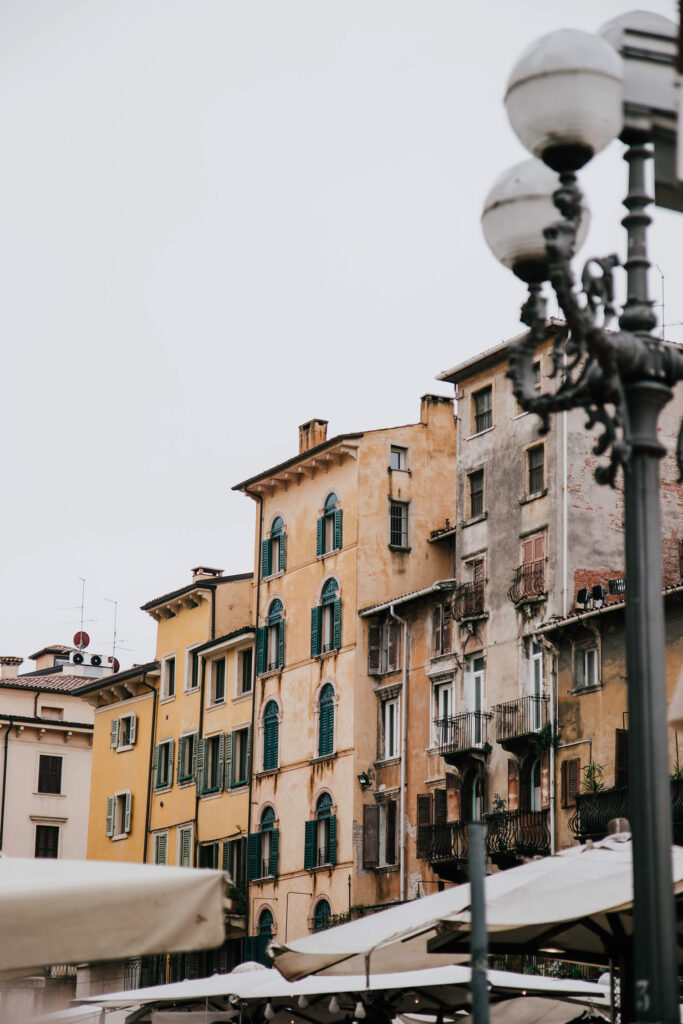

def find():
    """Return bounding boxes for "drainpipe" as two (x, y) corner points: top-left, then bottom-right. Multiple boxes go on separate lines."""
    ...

(389, 604), (409, 902)
(0, 717), (14, 851)
(140, 671), (156, 864)
(245, 488), (264, 937)
(538, 635), (560, 855)
(562, 360), (569, 619)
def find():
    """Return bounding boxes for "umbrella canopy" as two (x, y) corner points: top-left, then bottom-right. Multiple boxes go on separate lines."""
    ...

(0, 855), (228, 972)
(269, 838), (683, 979)
(80, 962), (610, 1021)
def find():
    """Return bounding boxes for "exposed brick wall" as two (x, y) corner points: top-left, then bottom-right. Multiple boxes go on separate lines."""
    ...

(573, 568), (626, 611)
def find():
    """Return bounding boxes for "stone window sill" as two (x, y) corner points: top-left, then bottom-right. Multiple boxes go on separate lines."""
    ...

(570, 682), (603, 696)
(466, 426), (494, 440)
(388, 545), (411, 553)
(310, 753), (337, 766)
(461, 512), (488, 528)
(520, 488), (548, 506)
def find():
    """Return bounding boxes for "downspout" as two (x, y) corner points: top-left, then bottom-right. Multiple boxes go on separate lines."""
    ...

(538, 635), (560, 855)
(0, 717), (14, 851)
(192, 586), (215, 867)
(390, 604), (409, 902)
(139, 671), (156, 864)
(562, 358), (569, 619)
(245, 488), (264, 938)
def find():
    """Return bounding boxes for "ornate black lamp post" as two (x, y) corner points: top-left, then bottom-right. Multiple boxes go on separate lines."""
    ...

(482, 27), (683, 1024)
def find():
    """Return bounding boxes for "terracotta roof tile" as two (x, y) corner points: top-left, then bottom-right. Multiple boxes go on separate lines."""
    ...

(0, 673), (92, 693)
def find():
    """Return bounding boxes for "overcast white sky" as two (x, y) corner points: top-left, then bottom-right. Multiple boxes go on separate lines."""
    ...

(1, 0), (680, 668)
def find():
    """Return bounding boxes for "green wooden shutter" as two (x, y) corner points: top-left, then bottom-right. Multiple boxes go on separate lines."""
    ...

(333, 598), (341, 650)
(155, 834), (167, 864)
(279, 533), (286, 572)
(261, 539), (272, 579)
(244, 936), (255, 962)
(310, 606), (322, 658)
(246, 724), (253, 776)
(217, 733), (225, 790)
(224, 732), (233, 789)
(124, 792), (132, 834)
(304, 820), (316, 870)
(334, 508), (343, 550)
(256, 626), (268, 675)
(263, 709), (279, 771)
(316, 516), (324, 557)
(177, 736), (185, 779)
(319, 696), (334, 757)
(195, 738), (206, 794)
(110, 719), (119, 749)
(152, 744), (160, 789)
(247, 833), (262, 881)
(270, 828), (279, 877)
(277, 619), (285, 669)
(106, 796), (115, 837)
(222, 839), (230, 873)
(180, 827), (192, 867)
(167, 739), (175, 787)
(129, 713), (137, 746)
(328, 814), (337, 865)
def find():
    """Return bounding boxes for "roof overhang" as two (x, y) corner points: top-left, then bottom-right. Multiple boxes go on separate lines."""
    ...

(359, 579), (457, 617)
(233, 435), (363, 497)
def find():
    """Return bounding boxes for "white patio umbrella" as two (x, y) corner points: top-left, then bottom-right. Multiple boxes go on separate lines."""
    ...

(0, 855), (229, 973)
(80, 961), (610, 1020)
(269, 837), (683, 979)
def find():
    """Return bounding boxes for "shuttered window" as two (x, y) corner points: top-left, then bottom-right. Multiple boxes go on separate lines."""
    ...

(35, 824), (59, 858)
(260, 807), (279, 878)
(107, 791), (132, 837)
(230, 726), (252, 787)
(263, 702), (279, 771)
(262, 517), (286, 579)
(311, 580), (341, 657)
(258, 600), (284, 674)
(367, 619), (401, 674)
(178, 826), (193, 867)
(153, 739), (174, 790)
(416, 794), (432, 859)
(316, 493), (343, 557)
(154, 833), (168, 865)
(362, 804), (379, 868)
(313, 899), (331, 932)
(198, 843), (218, 868)
(385, 799), (397, 866)
(305, 793), (336, 869)
(561, 758), (581, 807)
(178, 733), (197, 784)
(318, 684), (335, 757)
(38, 755), (62, 795)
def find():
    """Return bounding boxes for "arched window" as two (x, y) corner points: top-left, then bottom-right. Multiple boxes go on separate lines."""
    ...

(261, 516), (286, 578)
(304, 792), (337, 869)
(255, 908), (274, 966)
(259, 806), (279, 877)
(263, 701), (279, 771)
(318, 683), (335, 757)
(316, 493), (342, 557)
(313, 899), (331, 932)
(257, 600), (284, 674)
(311, 579), (341, 657)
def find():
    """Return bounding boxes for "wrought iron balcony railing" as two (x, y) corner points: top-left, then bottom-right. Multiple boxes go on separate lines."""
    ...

(416, 821), (469, 864)
(434, 711), (491, 756)
(569, 779), (683, 843)
(454, 581), (486, 620)
(494, 695), (548, 744)
(485, 809), (550, 860)
(508, 562), (545, 604)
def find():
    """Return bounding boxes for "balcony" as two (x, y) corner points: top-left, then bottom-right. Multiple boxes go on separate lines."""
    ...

(417, 821), (470, 882)
(453, 581), (487, 622)
(494, 695), (549, 754)
(569, 779), (683, 843)
(508, 562), (545, 605)
(485, 809), (550, 865)
(434, 711), (491, 768)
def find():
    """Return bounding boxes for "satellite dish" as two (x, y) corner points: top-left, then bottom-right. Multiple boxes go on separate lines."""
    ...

(112, 657), (120, 674)
(73, 631), (90, 650)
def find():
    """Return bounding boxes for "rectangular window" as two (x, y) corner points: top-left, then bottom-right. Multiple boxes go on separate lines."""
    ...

(432, 602), (452, 656)
(464, 654), (485, 744)
(233, 728), (250, 787)
(379, 799), (397, 866)
(465, 557), (485, 584)
(584, 647), (598, 688)
(472, 385), (492, 433)
(38, 755), (62, 795)
(178, 825), (193, 867)
(527, 444), (545, 495)
(368, 620), (401, 674)
(118, 714), (133, 748)
(178, 733), (196, 783)
(521, 532), (546, 596)
(211, 658), (226, 704)
(198, 842), (219, 869)
(40, 706), (63, 721)
(162, 656), (176, 699)
(185, 646), (200, 691)
(112, 791), (132, 837)
(205, 735), (222, 792)
(35, 824), (59, 858)
(433, 680), (453, 746)
(154, 832), (168, 865)
(389, 501), (409, 548)
(468, 470), (484, 519)
(224, 836), (247, 886)
(240, 649), (253, 694)
(382, 697), (400, 760)
(155, 740), (174, 789)
(516, 361), (541, 414)
(390, 445), (407, 471)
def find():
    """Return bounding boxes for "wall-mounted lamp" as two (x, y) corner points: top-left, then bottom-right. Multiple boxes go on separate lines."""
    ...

(357, 772), (371, 789)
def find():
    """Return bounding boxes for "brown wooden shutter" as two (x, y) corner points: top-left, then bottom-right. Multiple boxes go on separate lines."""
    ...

(432, 606), (442, 655)
(368, 625), (382, 674)
(386, 800), (397, 865)
(362, 804), (379, 868)
(615, 729), (629, 789)
(441, 605), (452, 655)
(446, 773), (461, 822)
(540, 750), (550, 809)
(387, 621), (400, 673)
(507, 760), (519, 811)
(433, 788), (447, 824)
(522, 538), (534, 567)
(416, 794), (432, 858)
(561, 757), (581, 807)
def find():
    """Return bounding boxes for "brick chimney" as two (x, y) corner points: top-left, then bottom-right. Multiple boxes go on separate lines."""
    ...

(191, 567), (224, 581)
(299, 418), (328, 453)
(0, 657), (23, 680)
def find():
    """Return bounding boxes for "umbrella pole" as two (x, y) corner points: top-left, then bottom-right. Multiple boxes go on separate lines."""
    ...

(469, 822), (489, 1024)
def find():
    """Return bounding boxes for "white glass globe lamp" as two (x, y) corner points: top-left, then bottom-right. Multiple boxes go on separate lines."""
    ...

(505, 28), (624, 171)
(481, 158), (590, 282)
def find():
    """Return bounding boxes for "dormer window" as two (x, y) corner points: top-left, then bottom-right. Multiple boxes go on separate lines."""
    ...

(317, 493), (342, 557)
